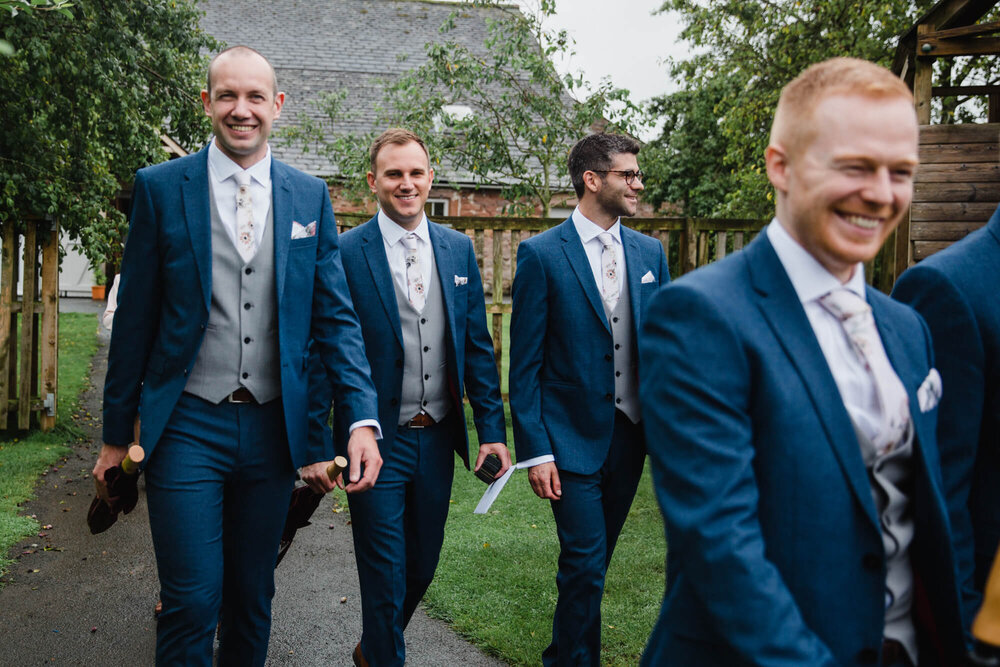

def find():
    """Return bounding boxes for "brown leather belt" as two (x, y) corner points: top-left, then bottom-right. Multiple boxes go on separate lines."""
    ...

(227, 387), (256, 404)
(881, 639), (912, 666)
(405, 412), (435, 429)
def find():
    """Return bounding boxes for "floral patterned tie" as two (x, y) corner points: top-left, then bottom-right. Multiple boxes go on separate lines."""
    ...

(598, 232), (620, 310)
(403, 232), (425, 312)
(235, 171), (257, 263)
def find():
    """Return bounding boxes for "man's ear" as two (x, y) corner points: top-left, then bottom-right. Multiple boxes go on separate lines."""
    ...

(201, 90), (211, 116)
(273, 91), (286, 118)
(582, 170), (602, 195)
(765, 143), (790, 193)
(366, 171), (377, 194)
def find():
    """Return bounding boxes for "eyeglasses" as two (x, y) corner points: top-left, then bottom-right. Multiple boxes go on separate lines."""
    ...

(592, 169), (645, 185)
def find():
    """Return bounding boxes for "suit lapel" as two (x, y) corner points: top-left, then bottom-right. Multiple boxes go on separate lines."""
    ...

(748, 235), (879, 528)
(181, 148), (212, 313)
(560, 220), (610, 332)
(271, 162), (293, 305)
(360, 218), (404, 348)
(622, 227), (643, 331)
(429, 222), (459, 355)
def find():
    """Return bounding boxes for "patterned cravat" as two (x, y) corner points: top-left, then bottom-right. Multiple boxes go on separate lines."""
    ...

(235, 171), (257, 263)
(598, 232), (619, 310)
(402, 232), (425, 312)
(819, 288), (910, 453)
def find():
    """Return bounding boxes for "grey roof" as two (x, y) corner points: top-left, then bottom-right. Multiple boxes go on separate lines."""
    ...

(198, 0), (515, 180)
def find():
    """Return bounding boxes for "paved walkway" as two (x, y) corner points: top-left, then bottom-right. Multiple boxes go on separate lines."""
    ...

(0, 314), (506, 666)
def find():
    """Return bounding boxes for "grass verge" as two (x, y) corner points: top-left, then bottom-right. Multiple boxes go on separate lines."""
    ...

(0, 312), (99, 577)
(422, 405), (666, 665)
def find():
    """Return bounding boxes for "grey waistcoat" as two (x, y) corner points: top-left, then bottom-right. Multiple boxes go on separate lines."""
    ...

(184, 185), (281, 404)
(854, 417), (917, 664)
(602, 276), (640, 423)
(392, 251), (451, 424)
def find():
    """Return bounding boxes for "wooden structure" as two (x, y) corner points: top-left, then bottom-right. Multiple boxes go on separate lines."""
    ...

(336, 213), (766, 380)
(893, 0), (1000, 277)
(0, 217), (60, 431)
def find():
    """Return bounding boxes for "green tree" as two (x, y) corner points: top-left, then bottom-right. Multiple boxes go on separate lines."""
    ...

(642, 0), (996, 218)
(284, 0), (637, 216)
(0, 0), (216, 268)
(0, 0), (74, 56)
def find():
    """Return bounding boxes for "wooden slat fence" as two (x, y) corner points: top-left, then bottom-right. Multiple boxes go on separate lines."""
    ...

(0, 217), (60, 431)
(336, 213), (767, 379)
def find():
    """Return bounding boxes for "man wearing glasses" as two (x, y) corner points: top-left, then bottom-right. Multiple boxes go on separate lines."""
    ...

(510, 133), (669, 666)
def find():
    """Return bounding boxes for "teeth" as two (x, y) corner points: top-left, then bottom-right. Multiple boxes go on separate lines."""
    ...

(230, 125), (255, 132)
(397, 194), (416, 200)
(844, 214), (879, 229)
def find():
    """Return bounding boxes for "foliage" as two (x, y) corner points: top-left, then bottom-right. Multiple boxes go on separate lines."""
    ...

(0, 0), (216, 268)
(0, 0), (74, 55)
(283, 0), (638, 216)
(0, 313), (99, 578)
(642, 0), (1000, 218)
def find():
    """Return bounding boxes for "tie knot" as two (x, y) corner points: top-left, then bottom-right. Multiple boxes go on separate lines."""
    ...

(598, 232), (615, 250)
(819, 288), (870, 323)
(403, 232), (419, 252)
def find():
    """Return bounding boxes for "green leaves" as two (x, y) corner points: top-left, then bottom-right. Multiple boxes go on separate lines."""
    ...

(0, 0), (216, 268)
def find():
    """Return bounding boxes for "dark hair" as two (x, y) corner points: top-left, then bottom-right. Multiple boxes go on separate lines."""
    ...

(369, 128), (430, 173)
(568, 133), (641, 198)
(206, 45), (278, 97)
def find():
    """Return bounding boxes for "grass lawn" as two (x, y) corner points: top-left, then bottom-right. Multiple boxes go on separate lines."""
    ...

(421, 399), (666, 665)
(0, 312), (99, 577)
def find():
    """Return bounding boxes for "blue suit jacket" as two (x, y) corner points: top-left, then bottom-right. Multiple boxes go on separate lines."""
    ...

(509, 218), (669, 474)
(102, 146), (377, 470)
(320, 215), (506, 465)
(893, 208), (1000, 623)
(639, 232), (966, 666)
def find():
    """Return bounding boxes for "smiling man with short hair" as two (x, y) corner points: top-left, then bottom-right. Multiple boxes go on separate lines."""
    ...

(639, 57), (968, 667)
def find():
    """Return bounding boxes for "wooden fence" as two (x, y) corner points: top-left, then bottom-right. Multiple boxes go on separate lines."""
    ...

(336, 213), (768, 378)
(0, 217), (60, 431)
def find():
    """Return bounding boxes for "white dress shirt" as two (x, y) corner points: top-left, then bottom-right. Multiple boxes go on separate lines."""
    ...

(207, 140), (272, 252)
(767, 220), (884, 444)
(378, 210), (433, 293)
(572, 208), (627, 299)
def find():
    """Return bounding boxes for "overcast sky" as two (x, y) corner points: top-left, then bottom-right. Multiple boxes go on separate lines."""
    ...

(515, 0), (688, 139)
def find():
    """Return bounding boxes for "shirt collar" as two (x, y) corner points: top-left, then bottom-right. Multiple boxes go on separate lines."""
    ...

(378, 209), (430, 247)
(572, 207), (622, 245)
(207, 140), (272, 187)
(767, 218), (867, 304)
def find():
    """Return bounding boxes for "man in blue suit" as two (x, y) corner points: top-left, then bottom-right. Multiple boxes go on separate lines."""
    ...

(94, 46), (382, 666)
(639, 57), (967, 666)
(313, 128), (509, 667)
(509, 133), (669, 666)
(893, 205), (999, 621)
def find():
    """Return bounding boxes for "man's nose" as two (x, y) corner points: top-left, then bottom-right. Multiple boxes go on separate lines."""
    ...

(862, 168), (893, 205)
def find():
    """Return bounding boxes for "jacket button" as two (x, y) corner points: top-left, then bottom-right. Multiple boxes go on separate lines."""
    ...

(616, 398), (622, 404)
(242, 372), (249, 379)
(615, 343), (621, 350)
(245, 267), (252, 275)
(862, 553), (880, 571)
(423, 346), (429, 352)
(244, 337), (251, 344)
(856, 647), (878, 664)
(390, 398), (398, 406)
(421, 318), (426, 324)
(244, 303), (252, 310)
(613, 317), (619, 323)
(604, 393), (613, 401)
(616, 371), (621, 377)
(424, 374), (430, 380)
(604, 354), (612, 361)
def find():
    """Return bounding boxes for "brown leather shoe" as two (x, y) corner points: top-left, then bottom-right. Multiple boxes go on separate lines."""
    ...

(352, 643), (369, 667)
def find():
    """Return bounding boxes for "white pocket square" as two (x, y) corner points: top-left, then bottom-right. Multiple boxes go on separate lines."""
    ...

(291, 220), (317, 239)
(454, 275), (468, 286)
(917, 368), (942, 413)
(640, 271), (655, 284)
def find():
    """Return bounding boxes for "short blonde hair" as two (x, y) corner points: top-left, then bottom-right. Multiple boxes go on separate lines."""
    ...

(771, 57), (913, 156)
(369, 128), (430, 173)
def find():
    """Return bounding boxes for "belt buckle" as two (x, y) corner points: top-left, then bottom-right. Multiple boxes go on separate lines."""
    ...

(407, 412), (429, 429)
(227, 391), (251, 404)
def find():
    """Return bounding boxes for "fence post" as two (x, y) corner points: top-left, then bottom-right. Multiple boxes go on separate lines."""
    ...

(0, 224), (14, 429)
(491, 229), (504, 382)
(682, 218), (697, 275)
(39, 219), (58, 430)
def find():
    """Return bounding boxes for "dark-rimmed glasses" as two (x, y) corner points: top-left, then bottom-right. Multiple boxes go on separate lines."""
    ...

(591, 169), (645, 185)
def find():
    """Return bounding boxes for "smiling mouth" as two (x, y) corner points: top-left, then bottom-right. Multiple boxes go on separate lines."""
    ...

(842, 213), (882, 230)
(229, 124), (257, 133)
(396, 193), (418, 201)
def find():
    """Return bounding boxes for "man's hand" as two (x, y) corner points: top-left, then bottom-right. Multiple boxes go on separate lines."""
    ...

(528, 461), (561, 500)
(474, 442), (512, 480)
(300, 461), (340, 494)
(345, 426), (382, 493)
(92, 444), (129, 504)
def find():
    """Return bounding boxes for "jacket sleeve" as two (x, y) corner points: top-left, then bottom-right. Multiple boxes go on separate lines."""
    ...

(102, 170), (162, 445)
(460, 237), (507, 446)
(508, 241), (555, 462)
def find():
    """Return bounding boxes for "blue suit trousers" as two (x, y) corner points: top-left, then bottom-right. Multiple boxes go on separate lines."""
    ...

(544, 411), (645, 667)
(145, 392), (295, 667)
(348, 410), (458, 667)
